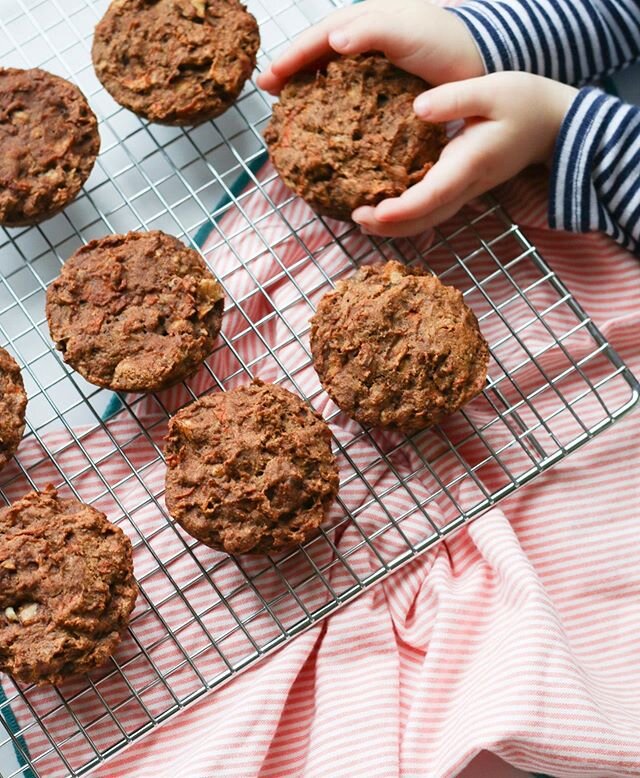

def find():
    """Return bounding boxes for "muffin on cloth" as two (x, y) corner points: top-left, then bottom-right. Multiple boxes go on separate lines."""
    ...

(164, 380), (339, 555)
(0, 487), (138, 686)
(310, 261), (489, 433)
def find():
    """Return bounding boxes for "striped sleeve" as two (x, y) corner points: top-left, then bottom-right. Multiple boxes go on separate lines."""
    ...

(549, 87), (640, 253)
(449, 0), (640, 85)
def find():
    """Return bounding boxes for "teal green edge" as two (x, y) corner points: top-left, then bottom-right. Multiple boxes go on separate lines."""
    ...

(1, 683), (36, 778)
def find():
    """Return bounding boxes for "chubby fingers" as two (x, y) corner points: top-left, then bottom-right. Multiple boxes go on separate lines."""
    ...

(257, 3), (376, 94)
(413, 78), (494, 123)
(258, 0), (438, 94)
(353, 205), (426, 238)
(352, 122), (502, 236)
(369, 138), (481, 225)
(353, 192), (474, 238)
(323, 10), (427, 65)
(356, 80), (496, 226)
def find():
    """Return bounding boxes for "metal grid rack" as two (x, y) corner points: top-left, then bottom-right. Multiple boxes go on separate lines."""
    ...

(0, 0), (638, 776)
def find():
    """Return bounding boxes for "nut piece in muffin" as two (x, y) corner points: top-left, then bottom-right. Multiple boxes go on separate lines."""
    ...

(46, 230), (224, 393)
(0, 347), (27, 473)
(164, 380), (339, 554)
(92, 0), (260, 125)
(310, 261), (489, 434)
(0, 486), (137, 686)
(0, 67), (100, 227)
(264, 53), (447, 221)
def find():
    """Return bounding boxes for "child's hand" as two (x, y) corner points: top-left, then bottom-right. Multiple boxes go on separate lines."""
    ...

(353, 72), (578, 237)
(257, 0), (484, 94)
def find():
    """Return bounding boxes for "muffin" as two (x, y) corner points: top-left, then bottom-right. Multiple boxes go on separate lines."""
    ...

(92, 0), (260, 125)
(0, 347), (27, 472)
(310, 261), (489, 433)
(0, 67), (99, 226)
(0, 487), (138, 686)
(164, 380), (339, 554)
(264, 53), (447, 221)
(46, 230), (225, 393)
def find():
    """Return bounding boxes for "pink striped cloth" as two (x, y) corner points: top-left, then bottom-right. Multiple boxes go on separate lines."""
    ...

(3, 163), (640, 777)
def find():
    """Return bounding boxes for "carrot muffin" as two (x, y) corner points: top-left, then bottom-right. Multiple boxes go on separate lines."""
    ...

(264, 53), (447, 221)
(46, 230), (224, 392)
(0, 347), (27, 472)
(0, 68), (99, 226)
(310, 261), (489, 433)
(0, 487), (137, 685)
(164, 380), (339, 554)
(92, 0), (260, 125)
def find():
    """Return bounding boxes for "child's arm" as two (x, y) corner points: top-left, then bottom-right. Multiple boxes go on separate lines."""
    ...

(548, 87), (640, 253)
(451, 0), (640, 85)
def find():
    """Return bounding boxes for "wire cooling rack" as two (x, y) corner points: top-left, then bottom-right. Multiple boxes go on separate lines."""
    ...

(1, 0), (639, 776)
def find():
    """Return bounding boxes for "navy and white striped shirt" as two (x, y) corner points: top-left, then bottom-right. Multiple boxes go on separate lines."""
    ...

(449, 0), (640, 254)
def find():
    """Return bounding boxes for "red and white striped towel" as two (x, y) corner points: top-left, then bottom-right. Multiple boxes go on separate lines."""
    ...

(4, 163), (640, 778)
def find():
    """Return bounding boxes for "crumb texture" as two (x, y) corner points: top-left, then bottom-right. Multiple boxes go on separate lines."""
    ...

(165, 381), (339, 554)
(92, 0), (260, 125)
(46, 230), (224, 392)
(264, 54), (447, 220)
(0, 347), (27, 472)
(0, 67), (99, 226)
(310, 261), (489, 433)
(0, 487), (137, 686)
